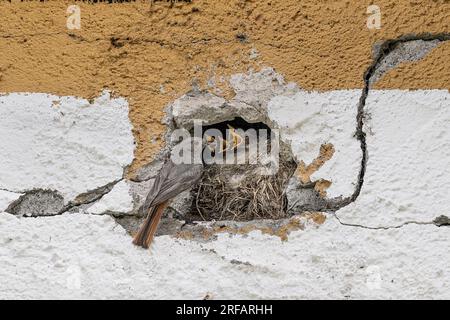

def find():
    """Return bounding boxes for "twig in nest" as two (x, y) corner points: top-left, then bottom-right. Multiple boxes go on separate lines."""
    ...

(193, 157), (296, 221)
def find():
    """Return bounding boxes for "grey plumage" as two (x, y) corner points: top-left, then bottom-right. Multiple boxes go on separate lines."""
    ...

(140, 160), (204, 213)
(133, 158), (204, 248)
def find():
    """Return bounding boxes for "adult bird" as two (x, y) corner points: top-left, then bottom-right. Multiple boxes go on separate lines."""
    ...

(132, 138), (204, 249)
(132, 128), (244, 249)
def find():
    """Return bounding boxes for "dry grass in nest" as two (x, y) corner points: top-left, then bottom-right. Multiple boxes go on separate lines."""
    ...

(191, 158), (297, 221)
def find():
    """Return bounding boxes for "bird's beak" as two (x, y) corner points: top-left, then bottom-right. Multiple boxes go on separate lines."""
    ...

(227, 125), (244, 150)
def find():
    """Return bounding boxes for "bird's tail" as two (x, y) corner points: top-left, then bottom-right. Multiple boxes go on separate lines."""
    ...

(132, 203), (166, 249)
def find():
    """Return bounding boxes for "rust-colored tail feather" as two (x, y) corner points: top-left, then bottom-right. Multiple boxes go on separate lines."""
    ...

(132, 202), (168, 248)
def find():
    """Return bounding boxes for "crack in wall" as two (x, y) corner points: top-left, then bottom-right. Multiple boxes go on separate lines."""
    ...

(0, 187), (21, 194)
(328, 33), (450, 213)
(433, 215), (450, 227)
(58, 179), (123, 215)
(2, 33), (449, 239)
(4, 179), (123, 218)
(332, 213), (447, 230)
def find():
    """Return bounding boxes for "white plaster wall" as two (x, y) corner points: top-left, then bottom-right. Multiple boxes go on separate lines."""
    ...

(268, 90), (361, 198)
(1, 87), (449, 300)
(86, 181), (134, 215)
(0, 190), (22, 212)
(336, 90), (450, 227)
(0, 92), (135, 203)
(0, 211), (449, 299)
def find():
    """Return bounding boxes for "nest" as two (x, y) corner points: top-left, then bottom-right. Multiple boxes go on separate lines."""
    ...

(191, 158), (296, 221)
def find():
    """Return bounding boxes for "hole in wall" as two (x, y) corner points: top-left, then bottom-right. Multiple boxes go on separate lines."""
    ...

(122, 73), (334, 238)
(182, 117), (297, 222)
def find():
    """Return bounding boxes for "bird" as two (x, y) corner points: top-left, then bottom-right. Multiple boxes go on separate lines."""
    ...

(206, 124), (243, 154)
(132, 149), (204, 248)
(132, 128), (245, 249)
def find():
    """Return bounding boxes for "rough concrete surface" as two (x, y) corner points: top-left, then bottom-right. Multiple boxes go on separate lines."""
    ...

(336, 90), (450, 228)
(6, 189), (65, 217)
(86, 181), (134, 215)
(0, 91), (135, 203)
(369, 40), (442, 86)
(0, 1), (449, 300)
(0, 190), (22, 213)
(268, 90), (362, 199)
(1, 212), (449, 299)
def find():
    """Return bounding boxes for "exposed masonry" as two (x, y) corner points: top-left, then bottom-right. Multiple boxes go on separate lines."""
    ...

(116, 68), (345, 230)
(3, 179), (123, 217)
(2, 34), (449, 238)
(268, 90), (361, 202)
(434, 215), (450, 227)
(369, 39), (441, 86)
(116, 212), (324, 242)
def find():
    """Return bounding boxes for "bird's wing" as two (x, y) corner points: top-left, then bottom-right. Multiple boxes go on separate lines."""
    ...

(140, 160), (175, 212)
(151, 162), (203, 205)
(141, 160), (203, 211)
